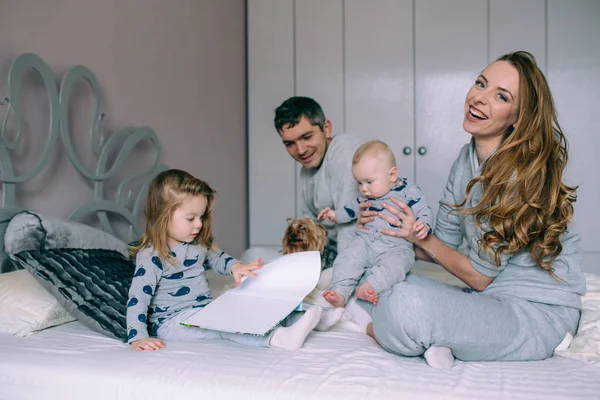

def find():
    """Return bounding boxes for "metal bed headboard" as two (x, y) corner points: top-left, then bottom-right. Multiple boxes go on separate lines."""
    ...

(0, 53), (167, 264)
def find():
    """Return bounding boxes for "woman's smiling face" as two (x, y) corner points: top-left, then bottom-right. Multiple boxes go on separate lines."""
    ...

(463, 60), (520, 146)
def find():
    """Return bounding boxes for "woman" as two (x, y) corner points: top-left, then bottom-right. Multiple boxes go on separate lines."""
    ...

(358, 51), (585, 368)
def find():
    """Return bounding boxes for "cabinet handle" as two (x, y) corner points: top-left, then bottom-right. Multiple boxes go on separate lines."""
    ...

(418, 146), (427, 156)
(402, 146), (412, 156)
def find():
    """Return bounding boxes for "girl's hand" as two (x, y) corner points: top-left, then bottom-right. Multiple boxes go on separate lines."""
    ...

(231, 258), (264, 286)
(130, 338), (166, 351)
(378, 198), (418, 243)
(357, 201), (375, 230)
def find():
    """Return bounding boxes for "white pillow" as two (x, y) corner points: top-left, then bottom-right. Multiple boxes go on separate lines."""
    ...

(555, 272), (600, 362)
(0, 269), (75, 336)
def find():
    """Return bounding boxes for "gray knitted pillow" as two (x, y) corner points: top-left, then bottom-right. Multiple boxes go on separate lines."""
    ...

(4, 211), (129, 258)
(12, 248), (134, 341)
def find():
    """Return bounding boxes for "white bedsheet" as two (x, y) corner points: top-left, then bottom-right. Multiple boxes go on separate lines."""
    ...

(1, 319), (599, 400)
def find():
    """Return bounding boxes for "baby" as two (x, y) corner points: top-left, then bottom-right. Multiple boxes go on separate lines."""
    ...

(318, 140), (433, 307)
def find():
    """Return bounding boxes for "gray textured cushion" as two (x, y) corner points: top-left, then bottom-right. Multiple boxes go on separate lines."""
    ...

(1, 210), (20, 273)
(4, 211), (128, 257)
(12, 248), (134, 341)
(3, 211), (133, 341)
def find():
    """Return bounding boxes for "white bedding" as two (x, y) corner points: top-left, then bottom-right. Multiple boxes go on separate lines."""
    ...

(1, 317), (599, 400)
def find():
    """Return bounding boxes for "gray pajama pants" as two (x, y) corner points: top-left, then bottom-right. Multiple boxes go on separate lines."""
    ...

(370, 273), (580, 361)
(157, 308), (305, 347)
(157, 308), (272, 346)
(330, 230), (415, 301)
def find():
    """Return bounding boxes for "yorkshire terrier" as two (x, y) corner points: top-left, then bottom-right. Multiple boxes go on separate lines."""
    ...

(282, 218), (332, 307)
(281, 217), (327, 256)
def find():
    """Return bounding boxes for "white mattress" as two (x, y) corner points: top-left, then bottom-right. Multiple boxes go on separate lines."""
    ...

(1, 318), (599, 400)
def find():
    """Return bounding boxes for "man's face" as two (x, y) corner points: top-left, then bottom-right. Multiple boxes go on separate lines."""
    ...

(279, 116), (332, 169)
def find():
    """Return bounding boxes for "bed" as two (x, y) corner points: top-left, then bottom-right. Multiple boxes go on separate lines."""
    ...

(1, 53), (599, 400)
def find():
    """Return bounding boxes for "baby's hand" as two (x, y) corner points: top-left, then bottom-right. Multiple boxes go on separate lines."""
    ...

(322, 290), (345, 307)
(130, 338), (166, 351)
(414, 221), (430, 240)
(356, 282), (378, 305)
(231, 258), (264, 286)
(317, 207), (338, 223)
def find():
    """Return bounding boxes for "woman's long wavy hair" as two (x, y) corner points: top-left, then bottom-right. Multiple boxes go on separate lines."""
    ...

(454, 51), (577, 273)
(129, 169), (216, 265)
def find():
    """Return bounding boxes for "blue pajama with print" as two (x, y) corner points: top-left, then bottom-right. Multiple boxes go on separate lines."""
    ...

(126, 243), (271, 346)
(329, 179), (433, 303)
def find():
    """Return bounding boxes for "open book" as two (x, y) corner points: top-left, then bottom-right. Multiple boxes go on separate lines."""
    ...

(181, 251), (321, 335)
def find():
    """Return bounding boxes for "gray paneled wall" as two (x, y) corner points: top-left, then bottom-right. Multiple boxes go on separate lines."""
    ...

(247, 1), (296, 247)
(247, 0), (600, 274)
(547, 0), (600, 273)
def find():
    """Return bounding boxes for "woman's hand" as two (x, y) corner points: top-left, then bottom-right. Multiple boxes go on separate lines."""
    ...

(130, 338), (166, 351)
(231, 258), (264, 286)
(357, 201), (375, 229)
(377, 198), (418, 243)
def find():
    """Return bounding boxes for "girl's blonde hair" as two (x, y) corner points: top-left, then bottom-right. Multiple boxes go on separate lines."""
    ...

(129, 169), (216, 263)
(454, 51), (577, 273)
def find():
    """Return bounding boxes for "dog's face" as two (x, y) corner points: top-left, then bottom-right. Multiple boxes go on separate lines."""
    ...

(282, 218), (327, 255)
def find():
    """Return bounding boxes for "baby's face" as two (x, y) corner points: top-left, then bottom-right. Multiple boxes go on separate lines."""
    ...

(352, 155), (395, 199)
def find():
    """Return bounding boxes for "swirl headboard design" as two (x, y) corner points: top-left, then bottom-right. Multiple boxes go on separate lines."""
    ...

(0, 53), (167, 267)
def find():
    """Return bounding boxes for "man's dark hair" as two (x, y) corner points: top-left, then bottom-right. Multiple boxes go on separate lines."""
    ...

(274, 96), (326, 133)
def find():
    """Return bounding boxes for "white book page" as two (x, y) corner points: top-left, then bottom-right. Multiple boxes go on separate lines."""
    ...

(182, 294), (300, 335)
(233, 251), (321, 300)
(182, 251), (321, 335)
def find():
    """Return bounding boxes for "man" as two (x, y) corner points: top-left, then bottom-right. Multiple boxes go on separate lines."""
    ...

(274, 96), (361, 268)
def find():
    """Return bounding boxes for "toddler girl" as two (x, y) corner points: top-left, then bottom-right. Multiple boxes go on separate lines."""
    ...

(126, 169), (328, 351)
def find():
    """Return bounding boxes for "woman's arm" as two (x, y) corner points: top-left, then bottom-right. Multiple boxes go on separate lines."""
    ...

(415, 234), (493, 291)
(373, 198), (494, 291)
(414, 246), (434, 263)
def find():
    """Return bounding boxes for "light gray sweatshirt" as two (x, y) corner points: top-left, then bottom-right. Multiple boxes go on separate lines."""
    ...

(436, 140), (585, 308)
(299, 133), (362, 250)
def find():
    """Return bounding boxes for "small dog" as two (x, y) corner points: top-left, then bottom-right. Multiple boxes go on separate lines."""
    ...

(282, 218), (327, 255)
(282, 218), (332, 307)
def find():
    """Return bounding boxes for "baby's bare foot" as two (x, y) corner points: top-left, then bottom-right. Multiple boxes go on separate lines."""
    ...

(323, 290), (344, 307)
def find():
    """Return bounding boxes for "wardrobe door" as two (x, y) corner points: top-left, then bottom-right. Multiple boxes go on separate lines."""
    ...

(489, 0), (546, 70)
(414, 0), (487, 217)
(344, 0), (415, 180)
(294, 0), (344, 217)
(248, 0), (295, 247)
(548, 0), (600, 274)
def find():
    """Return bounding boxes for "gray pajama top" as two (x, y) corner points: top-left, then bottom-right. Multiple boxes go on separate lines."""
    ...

(436, 140), (585, 307)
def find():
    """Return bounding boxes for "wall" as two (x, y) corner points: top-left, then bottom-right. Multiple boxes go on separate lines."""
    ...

(0, 0), (248, 256)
